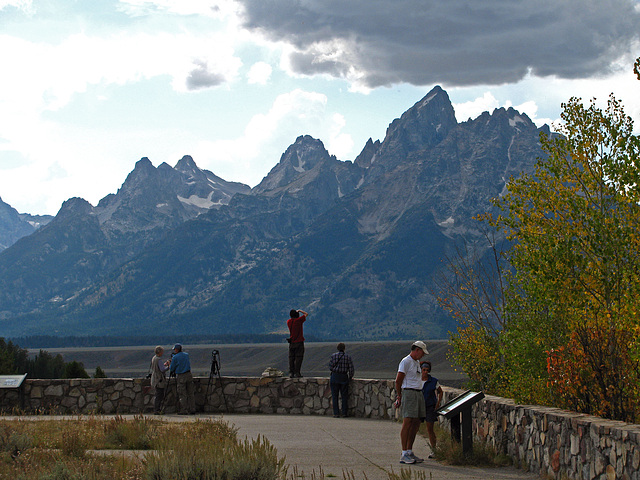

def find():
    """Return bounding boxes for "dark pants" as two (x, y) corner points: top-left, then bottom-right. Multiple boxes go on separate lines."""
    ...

(176, 371), (195, 414)
(154, 387), (165, 413)
(289, 341), (305, 376)
(330, 372), (349, 416)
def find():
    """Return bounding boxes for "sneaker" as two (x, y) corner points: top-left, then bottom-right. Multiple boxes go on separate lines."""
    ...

(399, 453), (416, 464)
(428, 454), (435, 459)
(408, 452), (424, 463)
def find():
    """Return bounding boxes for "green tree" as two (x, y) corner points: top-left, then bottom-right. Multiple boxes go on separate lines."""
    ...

(26, 350), (66, 379)
(62, 361), (90, 379)
(93, 366), (107, 378)
(444, 57), (640, 421)
(0, 339), (29, 375)
(488, 92), (640, 420)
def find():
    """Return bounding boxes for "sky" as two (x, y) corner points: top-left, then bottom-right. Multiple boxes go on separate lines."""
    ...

(1, 0), (639, 216)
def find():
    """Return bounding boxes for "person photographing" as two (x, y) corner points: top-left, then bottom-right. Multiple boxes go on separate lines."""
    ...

(287, 309), (308, 378)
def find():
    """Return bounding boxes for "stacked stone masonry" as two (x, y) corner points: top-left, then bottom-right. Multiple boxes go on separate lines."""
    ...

(441, 388), (640, 480)
(0, 377), (396, 419)
(2, 379), (640, 479)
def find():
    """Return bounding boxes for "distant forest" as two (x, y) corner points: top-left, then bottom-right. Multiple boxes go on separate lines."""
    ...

(10, 333), (321, 348)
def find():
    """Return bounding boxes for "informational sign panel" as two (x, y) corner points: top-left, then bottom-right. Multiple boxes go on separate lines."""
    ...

(0, 374), (27, 389)
(437, 389), (485, 453)
(437, 390), (485, 418)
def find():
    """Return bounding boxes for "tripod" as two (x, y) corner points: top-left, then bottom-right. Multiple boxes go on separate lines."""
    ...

(162, 370), (178, 413)
(205, 349), (228, 412)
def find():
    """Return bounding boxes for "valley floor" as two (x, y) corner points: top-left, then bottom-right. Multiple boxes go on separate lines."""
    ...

(31, 340), (468, 386)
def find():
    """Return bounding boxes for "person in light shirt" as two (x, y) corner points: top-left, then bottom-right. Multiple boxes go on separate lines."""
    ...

(150, 345), (169, 414)
(394, 340), (429, 464)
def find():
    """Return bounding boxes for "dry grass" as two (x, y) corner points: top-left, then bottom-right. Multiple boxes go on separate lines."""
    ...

(427, 423), (512, 467)
(0, 415), (284, 479)
(0, 415), (456, 480)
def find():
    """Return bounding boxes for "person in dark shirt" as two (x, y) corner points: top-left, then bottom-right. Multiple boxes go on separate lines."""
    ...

(287, 309), (308, 378)
(421, 360), (443, 457)
(329, 342), (355, 417)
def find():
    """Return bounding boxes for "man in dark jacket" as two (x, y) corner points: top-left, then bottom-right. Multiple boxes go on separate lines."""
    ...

(287, 309), (308, 378)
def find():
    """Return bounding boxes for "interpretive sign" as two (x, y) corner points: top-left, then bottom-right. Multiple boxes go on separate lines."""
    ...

(0, 374), (28, 410)
(437, 390), (485, 453)
(0, 374), (27, 389)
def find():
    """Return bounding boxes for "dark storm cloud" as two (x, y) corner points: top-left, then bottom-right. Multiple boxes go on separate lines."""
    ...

(236, 0), (640, 87)
(186, 60), (226, 90)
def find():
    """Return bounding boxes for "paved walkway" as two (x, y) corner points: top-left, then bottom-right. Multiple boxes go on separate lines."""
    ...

(10, 413), (541, 479)
(173, 414), (541, 479)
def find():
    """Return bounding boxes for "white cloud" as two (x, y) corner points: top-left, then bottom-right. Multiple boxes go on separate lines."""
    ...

(247, 61), (272, 85)
(190, 89), (353, 186)
(117, 0), (238, 18)
(453, 92), (500, 123)
(0, 0), (32, 11)
(453, 91), (558, 130)
(0, 30), (242, 114)
(0, 29), (244, 211)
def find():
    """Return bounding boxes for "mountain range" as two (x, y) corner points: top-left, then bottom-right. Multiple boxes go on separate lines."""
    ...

(0, 197), (52, 252)
(0, 86), (548, 340)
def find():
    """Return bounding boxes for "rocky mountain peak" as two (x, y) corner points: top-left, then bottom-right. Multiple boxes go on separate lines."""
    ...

(0, 196), (43, 251)
(0, 86), (546, 341)
(253, 135), (333, 193)
(174, 155), (198, 175)
(111, 157), (158, 198)
(56, 197), (94, 220)
(365, 86), (457, 175)
(465, 105), (540, 140)
(354, 138), (381, 169)
(133, 157), (154, 172)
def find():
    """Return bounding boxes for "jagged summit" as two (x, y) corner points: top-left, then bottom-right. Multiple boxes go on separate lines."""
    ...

(174, 155), (199, 175)
(356, 86), (458, 177)
(354, 138), (380, 169)
(56, 197), (94, 219)
(0, 196), (50, 251)
(384, 86), (456, 148)
(0, 87), (545, 340)
(253, 135), (334, 194)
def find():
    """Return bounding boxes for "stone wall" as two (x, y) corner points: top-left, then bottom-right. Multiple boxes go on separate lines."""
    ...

(0, 376), (396, 418)
(441, 387), (640, 480)
(4, 378), (640, 479)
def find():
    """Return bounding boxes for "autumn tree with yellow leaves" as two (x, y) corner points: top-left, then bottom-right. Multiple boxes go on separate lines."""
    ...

(444, 59), (640, 422)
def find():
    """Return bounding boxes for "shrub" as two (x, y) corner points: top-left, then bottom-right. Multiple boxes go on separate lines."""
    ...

(144, 430), (286, 480)
(432, 424), (511, 467)
(103, 415), (154, 450)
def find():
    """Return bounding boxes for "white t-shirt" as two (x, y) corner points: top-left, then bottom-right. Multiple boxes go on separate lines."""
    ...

(397, 354), (422, 389)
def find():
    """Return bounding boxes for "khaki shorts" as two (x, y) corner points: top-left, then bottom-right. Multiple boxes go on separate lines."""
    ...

(401, 389), (426, 418)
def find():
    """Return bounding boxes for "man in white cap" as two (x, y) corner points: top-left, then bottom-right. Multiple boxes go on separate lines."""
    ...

(395, 340), (428, 464)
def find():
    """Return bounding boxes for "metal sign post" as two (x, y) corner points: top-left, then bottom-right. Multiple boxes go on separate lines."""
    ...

(436, 390), (485, 453)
